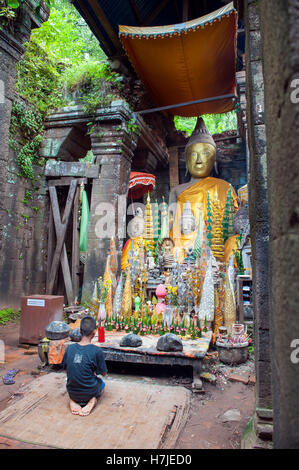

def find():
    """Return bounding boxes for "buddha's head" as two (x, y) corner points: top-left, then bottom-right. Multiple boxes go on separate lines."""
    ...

(185, 117), (216, 178)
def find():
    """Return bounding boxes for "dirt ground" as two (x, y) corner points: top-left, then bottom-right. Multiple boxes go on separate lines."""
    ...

(0, 321), (255, 450)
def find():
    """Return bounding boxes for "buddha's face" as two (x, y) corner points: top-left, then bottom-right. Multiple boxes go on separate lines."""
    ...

(186, 142), (216, 178)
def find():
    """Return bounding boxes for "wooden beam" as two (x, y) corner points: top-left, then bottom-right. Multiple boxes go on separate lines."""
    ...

(47, 180), (78, 300)
(46, 206), (55, 293)
(48, 177), (87, 187)
(72, 186), (81, 300)
(169, 147), (179, 189)
(45, 161), (99, 179)
(87, 0), (123, 53)
(129, 0), (143, 25)
(144, 0), (172, 26)
(60, 245), (74, 306)
(174, 0), (181, 22)
(182, 0), (189, 22)
(74, 1), (113, 55)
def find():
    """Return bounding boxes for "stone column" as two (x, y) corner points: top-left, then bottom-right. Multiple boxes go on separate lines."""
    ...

(259, 0), (299, 449)
(81, 122), (138, 302)
(241, 0), (273, 448)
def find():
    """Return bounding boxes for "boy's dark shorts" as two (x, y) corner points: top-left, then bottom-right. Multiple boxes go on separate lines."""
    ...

(69, 377), (105, 407)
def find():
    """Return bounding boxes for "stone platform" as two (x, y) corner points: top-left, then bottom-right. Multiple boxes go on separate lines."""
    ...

(93, 331), (213, 392)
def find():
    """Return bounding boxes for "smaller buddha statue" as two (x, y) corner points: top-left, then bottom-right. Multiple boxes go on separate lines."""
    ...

(161, 237), (175, 270)
(121, 207), (144, 271)
(184, 246), (196, 265)
(180, 202), (197, 235)
(146, 249), (156, 272)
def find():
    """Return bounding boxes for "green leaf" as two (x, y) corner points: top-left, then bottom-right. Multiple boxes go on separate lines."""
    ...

(7, 0), (20, 8)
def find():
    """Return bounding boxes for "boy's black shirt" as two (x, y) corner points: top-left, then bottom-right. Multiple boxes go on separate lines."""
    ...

(62, 343), (107, 404)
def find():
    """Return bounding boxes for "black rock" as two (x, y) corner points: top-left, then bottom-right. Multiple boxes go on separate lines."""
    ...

(156, 333), (183, 352)
(120, 333), (142, 348)
(69, 328), (82, 342)
(45, 321), (70, 340)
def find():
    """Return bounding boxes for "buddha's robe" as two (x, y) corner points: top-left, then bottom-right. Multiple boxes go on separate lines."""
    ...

(169, 177), (238, 262)
(121, 236), (143, 271)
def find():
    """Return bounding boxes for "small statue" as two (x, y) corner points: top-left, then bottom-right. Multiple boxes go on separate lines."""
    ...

(161, 237), (175, 270)
(180, 202), (197, 235)
(147, 249), (155, 272)
(184, 246), (196, 265)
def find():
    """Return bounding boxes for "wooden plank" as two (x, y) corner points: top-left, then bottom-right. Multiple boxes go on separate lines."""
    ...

(71, 186), (80, 300)
(128, 0), (143, 25)
(182, 0), (189, 21)
(60, 245), (74, 306)
(87, 0), (122, 53)
(144, 0), (172, 26)
(48, 177), (87, 187)
(169, 146), (179, 189)
(46, 206), (55, 293)
(45, 161), (99, 178)
(73, 0), (113, 55)
(47, 181), (78, 296)
(0, 373), (190, 449)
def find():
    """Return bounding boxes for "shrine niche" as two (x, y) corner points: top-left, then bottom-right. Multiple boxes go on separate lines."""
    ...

(86, 115), (251, 381)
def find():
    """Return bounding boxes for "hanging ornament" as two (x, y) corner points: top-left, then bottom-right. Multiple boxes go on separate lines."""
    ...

(223, 255), (236, 334)
(113, 273), (124, 319)
(198, 250), (215, 326)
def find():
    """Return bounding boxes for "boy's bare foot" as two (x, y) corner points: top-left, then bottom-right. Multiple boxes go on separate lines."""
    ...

(70, 399), (82, 415)
(79, 397), (97, 416)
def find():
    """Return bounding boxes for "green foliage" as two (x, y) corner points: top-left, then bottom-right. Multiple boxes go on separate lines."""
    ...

(10, 0), (121, 178)
(125, 116), (141, 137)
(174, 111), (237, 136)
(0, 0), (19, 21)
(64, 60), (122, 115)
(9, 101), (44, 180)
(0, 308), (20, 324)
(15, 41), (65, 115)
(31, 0), (105, 65)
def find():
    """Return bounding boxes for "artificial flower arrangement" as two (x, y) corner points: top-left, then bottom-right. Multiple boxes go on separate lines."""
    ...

(166, 285), (179, 306)
(103, 316), (202, 339)
(97, 276), (112, 303)
(216, 330), (252, 347)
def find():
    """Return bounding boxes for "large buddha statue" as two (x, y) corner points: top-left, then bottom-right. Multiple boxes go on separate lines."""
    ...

(169, 117), (238, 261)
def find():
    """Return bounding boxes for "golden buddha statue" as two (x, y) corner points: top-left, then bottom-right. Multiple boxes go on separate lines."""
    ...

(169, 117), (238, 261)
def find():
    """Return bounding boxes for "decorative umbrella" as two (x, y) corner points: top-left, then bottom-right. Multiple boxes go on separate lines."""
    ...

(128, 171), (156, 201)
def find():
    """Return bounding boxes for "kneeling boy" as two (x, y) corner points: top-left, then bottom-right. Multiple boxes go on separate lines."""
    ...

(62, 315), (107, 416)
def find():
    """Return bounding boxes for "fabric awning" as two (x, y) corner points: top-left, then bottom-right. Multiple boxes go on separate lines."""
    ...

(119, 3), (237, 117)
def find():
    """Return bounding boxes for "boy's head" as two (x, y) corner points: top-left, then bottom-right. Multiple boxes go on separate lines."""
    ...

(80, 316), (97, 338)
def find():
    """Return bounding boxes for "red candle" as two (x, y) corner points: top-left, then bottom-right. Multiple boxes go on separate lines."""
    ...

(98, 326), (105, 343)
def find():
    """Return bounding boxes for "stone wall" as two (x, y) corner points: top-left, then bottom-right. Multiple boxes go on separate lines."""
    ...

(0, 150), (48, 310)
(260, 0), (299, 449)
(0, 2), (50, 310)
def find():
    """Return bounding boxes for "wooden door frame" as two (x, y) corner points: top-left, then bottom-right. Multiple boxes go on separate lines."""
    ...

(46, 177), (87, 305)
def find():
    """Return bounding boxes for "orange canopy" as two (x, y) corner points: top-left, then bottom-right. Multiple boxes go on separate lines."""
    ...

(119, 3), (237, 117)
